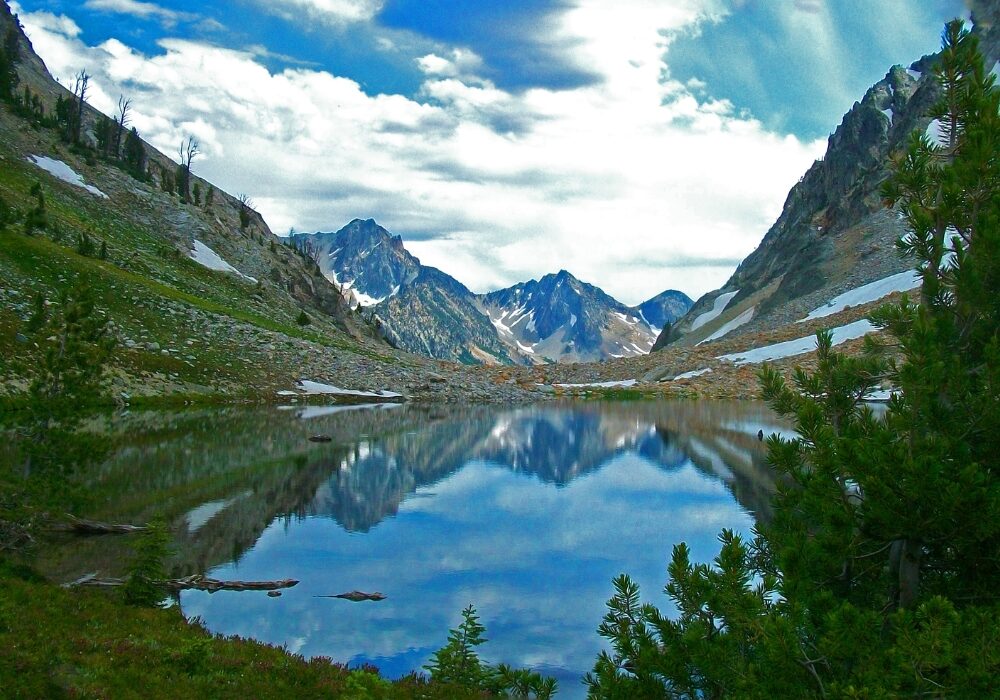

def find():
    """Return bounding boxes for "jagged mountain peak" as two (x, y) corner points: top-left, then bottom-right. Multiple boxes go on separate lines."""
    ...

(482, 271), (659, 363)
(292, 220), (420, 307)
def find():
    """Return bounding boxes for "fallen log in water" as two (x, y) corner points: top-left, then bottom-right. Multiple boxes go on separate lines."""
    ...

(54, 515), (148, 535)
(166, 575), (300, 593)
(314, 590), (386, 602)
(63, 573), (299, 593)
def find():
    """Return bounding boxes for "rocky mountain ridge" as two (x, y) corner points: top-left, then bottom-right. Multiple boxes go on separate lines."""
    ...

(481, 269), (669, 363)
(657, 4), (1000, 350)
(295, 221), (691, 364)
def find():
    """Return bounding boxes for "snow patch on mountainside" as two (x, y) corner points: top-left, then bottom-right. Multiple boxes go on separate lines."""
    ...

(294, 380), (403, 398)
(190, 240), (257, 282)
(674, 367), (712, 380)
(700, 306), (755, 344)
(27, 155), (108, 198)
(324, 267), (393, 308)
(718, 319), (877, 365)
(800, 270), (921, 322)
(691, 290), (739, 331)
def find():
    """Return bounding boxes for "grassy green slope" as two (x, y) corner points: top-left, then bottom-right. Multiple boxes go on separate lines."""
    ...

(0, 102), (415, 403)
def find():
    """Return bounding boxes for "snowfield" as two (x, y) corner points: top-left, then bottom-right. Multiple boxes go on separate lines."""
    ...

(718, 319), (878, 365)
(294, 380), (403, 399)
(700, 306), (755, 344)
(690, 290), (739, 331)
(190, 240), (258, 282)
(800, 270), (920, 322)
(27, 155), (108, 198)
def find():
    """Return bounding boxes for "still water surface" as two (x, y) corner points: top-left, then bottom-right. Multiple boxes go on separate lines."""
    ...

(56, 400), (790, 695)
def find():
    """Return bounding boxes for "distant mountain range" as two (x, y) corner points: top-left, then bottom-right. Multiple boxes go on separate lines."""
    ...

(293, 220), (692, 364)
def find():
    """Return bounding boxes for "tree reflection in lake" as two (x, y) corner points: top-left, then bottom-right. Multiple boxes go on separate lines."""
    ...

(40, 400), (791, 697)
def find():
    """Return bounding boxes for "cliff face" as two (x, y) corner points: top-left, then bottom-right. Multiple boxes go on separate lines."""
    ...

(659, 8), (1000, 348)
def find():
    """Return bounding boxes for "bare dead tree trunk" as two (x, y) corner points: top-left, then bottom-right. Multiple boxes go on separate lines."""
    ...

(114, 95), (131, 158)
(178, 136), (199, 202)
(73, 70), (89, 144)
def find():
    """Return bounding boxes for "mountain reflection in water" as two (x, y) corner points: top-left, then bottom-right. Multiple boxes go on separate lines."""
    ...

(48, 400), (790, 697)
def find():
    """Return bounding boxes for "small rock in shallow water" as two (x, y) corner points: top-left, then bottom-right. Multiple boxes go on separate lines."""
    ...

(267, 591), (282, 597)
(309, 435), (332, 443)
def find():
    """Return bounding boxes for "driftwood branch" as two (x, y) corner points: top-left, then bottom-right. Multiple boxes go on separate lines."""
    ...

(314, 590), (386, 602)
(167, 575), (299, 593)
(54, 515), (148, 535)
(63, 573), (299, 593)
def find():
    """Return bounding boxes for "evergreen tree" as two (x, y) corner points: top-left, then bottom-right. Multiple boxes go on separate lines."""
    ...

(75, 230), (96, 257)
(424, 605), (490, 688)
(0, 193), (12, 232)
(425, 605), (558, 697)
(28, 284), (115, 407)
(24, 292), (47, 334)
(123, 127), (146, 178)
(24, 181), (46, 234)
(122, 520), (170, 608)
(587, 20), (1000, 698)
(94, 114), (115, 157)
(0, 24), (19, 101)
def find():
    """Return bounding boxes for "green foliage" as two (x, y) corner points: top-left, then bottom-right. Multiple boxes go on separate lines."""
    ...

(24, 291), (46, 334)
(425, 604), (489, 688)
(205, 184), (215, 207)
(588, 20), (1000, 698)
(426, 605), (557, 697)
(28, 283), (116, 406)
(95, 113), (115, 157)
(159, 165), (175, 195)
(123, 127), (146, 178)
(0, 567), (483, 699)
(75, 229), (96, 257)
(296, 309), (311, 326)
(55, 93), (79, 143)
(586, 538), (804, 699)
(192, 181), (201, 205)
(24, 181), (47, 234)
(0, 24), (20, 102)
(494, 665), (558, 699)
(0, 193), (13, 232)
(122, 520), (170, 607)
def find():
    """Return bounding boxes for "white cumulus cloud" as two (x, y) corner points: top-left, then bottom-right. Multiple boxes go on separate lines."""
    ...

(13, 0), (826, 303)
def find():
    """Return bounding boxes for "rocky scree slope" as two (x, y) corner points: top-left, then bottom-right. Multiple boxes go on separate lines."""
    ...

(657, 5), (1000, 350)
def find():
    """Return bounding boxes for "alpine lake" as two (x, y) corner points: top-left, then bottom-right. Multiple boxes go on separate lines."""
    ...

(33, 400), (792, 697)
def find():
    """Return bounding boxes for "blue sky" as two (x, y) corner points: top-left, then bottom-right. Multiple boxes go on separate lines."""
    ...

(10, 0), (968, 302)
